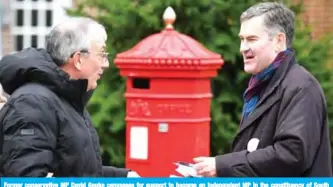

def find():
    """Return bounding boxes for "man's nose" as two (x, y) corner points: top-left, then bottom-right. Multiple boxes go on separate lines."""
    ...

(240, 41), (250, 53)
(102, 59), (109, 69)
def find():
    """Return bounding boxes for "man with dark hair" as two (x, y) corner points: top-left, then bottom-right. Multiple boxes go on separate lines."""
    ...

(192, 2), (332, 177)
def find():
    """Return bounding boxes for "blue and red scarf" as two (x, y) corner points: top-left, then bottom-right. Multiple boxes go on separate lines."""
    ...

(241, 48), (292, 120)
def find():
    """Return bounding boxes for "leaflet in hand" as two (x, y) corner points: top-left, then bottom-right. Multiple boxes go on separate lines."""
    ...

(170, 161), (201, 177)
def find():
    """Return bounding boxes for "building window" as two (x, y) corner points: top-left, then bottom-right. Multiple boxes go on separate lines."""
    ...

(15, 35), (24, 51)
(46, 10), (52, 27)
(16, 9), (24, 26)
(31, 35), (38, 48)
(31, 10), (38, 27)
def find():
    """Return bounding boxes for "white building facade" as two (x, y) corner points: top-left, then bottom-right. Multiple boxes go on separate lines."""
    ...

(1, 0), (73, 57)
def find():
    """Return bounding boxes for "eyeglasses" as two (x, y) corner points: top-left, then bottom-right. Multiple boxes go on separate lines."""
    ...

(70, 50), (109, 62)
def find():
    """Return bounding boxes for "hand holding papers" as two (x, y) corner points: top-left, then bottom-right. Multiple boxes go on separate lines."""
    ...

(171, 161), (201, 177)
(193, 157), (217, 177)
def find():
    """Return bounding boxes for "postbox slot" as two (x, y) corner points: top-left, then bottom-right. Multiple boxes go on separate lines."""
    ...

(132, 78), (150, 89)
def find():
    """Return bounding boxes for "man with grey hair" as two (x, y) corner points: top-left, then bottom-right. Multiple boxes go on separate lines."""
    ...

(0, 17), (139, 177)
(192, 2), (332, 177)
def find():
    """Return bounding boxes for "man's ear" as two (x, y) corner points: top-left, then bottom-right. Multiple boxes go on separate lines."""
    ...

(274, 32), (287, 52)
(72, 52), (82, 70)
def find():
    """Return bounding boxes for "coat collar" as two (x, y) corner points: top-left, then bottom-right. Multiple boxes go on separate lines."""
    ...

(237, 49), (297, 134)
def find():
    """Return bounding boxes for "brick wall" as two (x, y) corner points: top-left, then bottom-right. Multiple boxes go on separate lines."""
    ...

(298, 0), (333, 39)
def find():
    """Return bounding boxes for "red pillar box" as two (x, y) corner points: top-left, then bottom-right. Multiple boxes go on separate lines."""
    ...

(114, 6), (224, 177)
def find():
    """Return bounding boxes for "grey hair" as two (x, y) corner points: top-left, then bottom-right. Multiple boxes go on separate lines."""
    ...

(46, 17), (107, 66)
(240, 2), (295, 48)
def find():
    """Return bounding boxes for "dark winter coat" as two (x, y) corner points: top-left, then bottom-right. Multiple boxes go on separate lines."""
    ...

(0, 48), (129, 177)
(215, 49), (332, 177)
